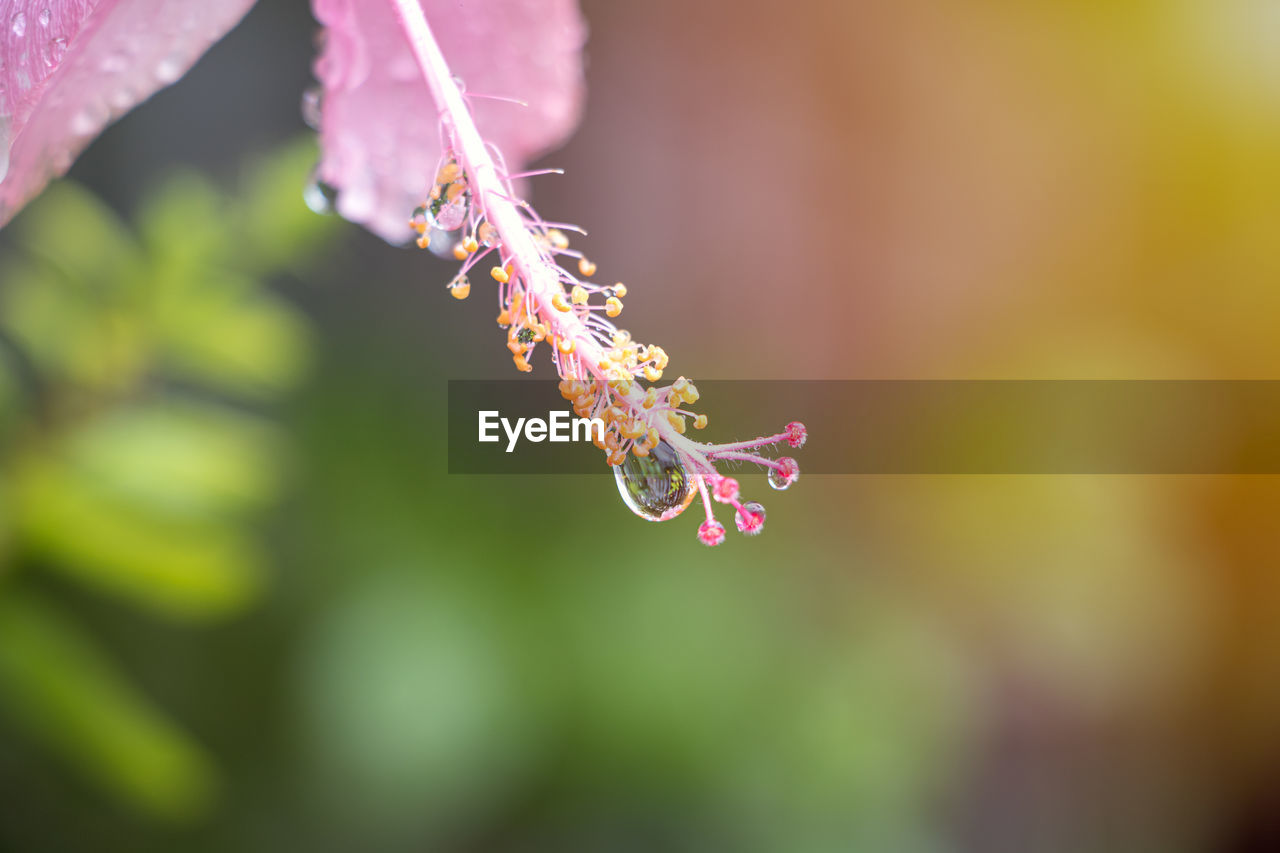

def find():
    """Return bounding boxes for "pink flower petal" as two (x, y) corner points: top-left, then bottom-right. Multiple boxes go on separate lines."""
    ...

(310, 0), (586, 242)
(0, 0), (257, 226)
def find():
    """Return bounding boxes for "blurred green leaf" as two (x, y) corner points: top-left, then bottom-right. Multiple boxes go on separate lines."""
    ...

(150, 273), (311, 395)
(10, 182), (143, 290)
(237, 137), (339, 273)
(14, 451), (265, 621)
(0, 256), (148, 391)
(0, 592), (217, 820)
(60, 400), (286, 520)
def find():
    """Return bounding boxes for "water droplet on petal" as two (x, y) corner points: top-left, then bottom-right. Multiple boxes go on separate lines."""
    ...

(0, 116), (10, 184)
(155, 55), (184, 84)
(101, 50), (129, 73)
(735, 501), (766, 535)
(47, 36), (67, 67)
(300, 85), (323, 130)
(303, 168), (338, 214)
(70, 107), (98, 136)
(614, 440), (695, 521)
(11, 11), (27, 37)
(37, 7), (50, 27)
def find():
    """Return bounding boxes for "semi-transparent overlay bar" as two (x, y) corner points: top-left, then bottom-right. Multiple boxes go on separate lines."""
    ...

(447, 380), (1280, 474)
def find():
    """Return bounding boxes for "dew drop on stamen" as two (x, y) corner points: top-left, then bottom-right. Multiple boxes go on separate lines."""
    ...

(767, 468), (792, 490)
(614, 440), (695, 522)
(300, 85), (323, 130)
(735, 501), (766, 535)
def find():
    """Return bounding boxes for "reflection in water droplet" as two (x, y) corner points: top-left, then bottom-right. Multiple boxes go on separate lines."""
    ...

(300, 85), (323, 130)
(37, 7), (50, 27)
(735, 501), (766, 535)
(303, 168), (338, 214)
(614, 440), (695, 521)
(11, 11), (27, 36)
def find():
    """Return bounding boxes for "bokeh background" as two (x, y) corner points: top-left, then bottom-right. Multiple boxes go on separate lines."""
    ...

(2, 0), (1280, 850)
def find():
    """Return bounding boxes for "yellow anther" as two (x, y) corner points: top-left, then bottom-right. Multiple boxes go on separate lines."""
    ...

(496, 309), (510, 325)
(450, 281), (470, 300)
(647, 427), (660, 446)
(605, 296), (623, 317)
(444, 181), (466, 202)
(558, 336), (576, 354)
(683, 382), (699, 403)
(667, 412), (686, 434)
(507, 340), (525, 355)
(607, 448), (627, 466)
(672, 376), (690, 395)
(643, 388), (658, 409)
(437, 162), (461, 184)
(416, 234), (431, 249)
(463, 236), (479, 254)
(552, 291), (571, 312)
(478, 222), (498, 246)
(452, 244), (468, 261)
(491, 266), (510, 283)
(612, 330), (632, 346)
(548, 229), (570, 249)
(571, 285), (589, 305)
(612, 282), (628, 298)
(513, 354), (533, 373)
(533, 323), (548, 341)
(694, 414), (708, 429)
(632, 443), (650, 458)
(651, 347), (669, 369)
(643, 365), (662, 382)
(578, 257), (597, 277)
(605, 430), (621, 450)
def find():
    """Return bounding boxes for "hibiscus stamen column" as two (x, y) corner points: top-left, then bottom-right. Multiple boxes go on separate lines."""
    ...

(389, 0), (806, 544)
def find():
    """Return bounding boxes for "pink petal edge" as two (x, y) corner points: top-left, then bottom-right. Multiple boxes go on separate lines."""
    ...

(0, 0), (257, 227)
(310, 0), (586, 243)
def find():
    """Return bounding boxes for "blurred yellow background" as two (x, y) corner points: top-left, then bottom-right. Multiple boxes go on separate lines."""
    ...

(1, 1), (1279, 850)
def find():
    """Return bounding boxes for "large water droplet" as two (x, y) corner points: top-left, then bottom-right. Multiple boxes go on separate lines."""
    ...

(303, 168), (338, 214)
(37, 7), (50, 27)
(614, 440), (695, 521)
(11, 11), (27, 36)
(300, 85), (323, 130)
(735, 501), (766, 535)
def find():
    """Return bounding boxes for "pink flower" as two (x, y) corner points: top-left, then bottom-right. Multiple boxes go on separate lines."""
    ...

(0, 0), (807, 543)
(387, 0), (806, 544)
(0, 0), (257, 226)
(309, 0), (585, 242)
